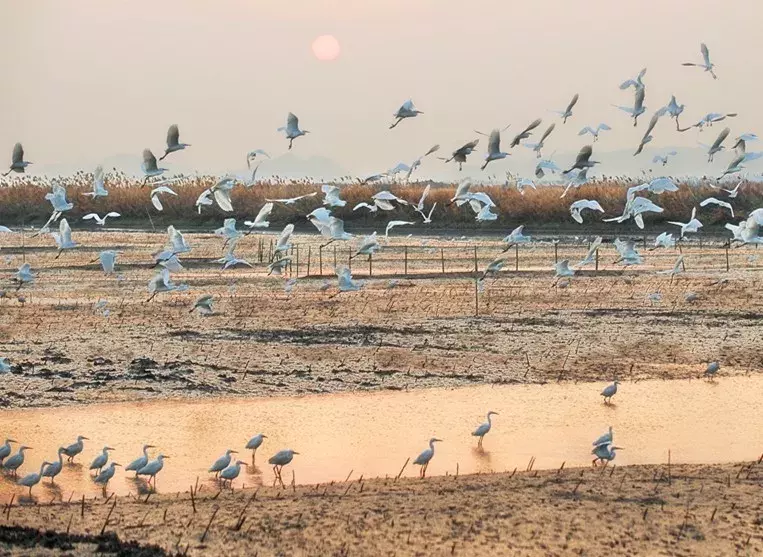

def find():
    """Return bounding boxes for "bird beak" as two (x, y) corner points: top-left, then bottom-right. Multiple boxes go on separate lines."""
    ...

(147, 445), (156, 449)
(114, 463), (122, 467)
(8, 439), (17, 443)
(231, 450), (238, 454)
(292, 451), (300, 455)
(106, 447), (115, 451)
(82, 437), (90, 440)
(613, 447), (624, 450)
(262, 435), (268, 439)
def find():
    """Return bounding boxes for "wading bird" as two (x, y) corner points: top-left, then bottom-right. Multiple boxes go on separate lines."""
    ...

(245, 203), (274, 230)
(160, 124), (190, 160)
(592, 442), (622, 466)
(94, 462), (121, 488)
(84, 165), (108, 197)
(524, 123), (555, 158)
(52, 219), (78, 259)
(704, 127), (730, 162)
(441, 139), (479, 170)
(209, 449), (238, 478)
(2, 445), (31, 476)
(481, 129), (510, 170)
(141, 149), (167, 183)
(278, 112), (310, 149)
(472, 411), (498, 447)
(480, 257), (507, 281)
(245, 434), (267, 462)
(336, 266), (364, 292)
(592, 427), (613, 447)
(634, 112), (661, 156)
(569, 199), (604, 224)
(509, 118), (543, 148)
(600, 380), (619, 404)
(125, 445), (156, 477)
(268, 449), (298, 486)
(146, 268), (188, 302)
(564, 145), (599, 174)
(668, 207), (703, 238)
(62, 436), (88, 462)
(41, 448), (66, 483)
(136, 454), (168, 487)
(220, 460), (247, 488)
(190, 295), (214, 315)
(17, 461), (52, 496)
(704, 361), (720, 380)
(614, 86), (646, 126)
(0, 439), (15, 463)
(90, 446), (115, 475)
(413, 438), (442, 478)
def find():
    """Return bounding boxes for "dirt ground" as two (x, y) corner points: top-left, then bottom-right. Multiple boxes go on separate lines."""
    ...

(1, 230), (762, 409)
(1, 462), (762, 556)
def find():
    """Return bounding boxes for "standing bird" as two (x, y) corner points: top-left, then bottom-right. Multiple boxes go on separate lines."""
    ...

(141, 149), (167, 184)
(17, 461), (52, 496)
(136, 454), (168, 487)
(209, 449), (238, 478)
(553, 93), (579, 123)
(704, 361), (720, 380)
(41, 448), (67, 483)
(413, 438), (442, 478)
(219, 460), (248, 488)
(441, 139), (479, 171)
(159, 124), (191, 160)
(524, 123), (555, 158)
(3, 143), (32, 176)
(472, 411), (498, 448)
(89, 446), (115, 475)
(0, 439), (16, 463)
(62, 435), (88, 462)
(592, 443), (623, 467)
(245, 434), (267, 463)
(3, 446), (31, 476)
(600, 380), (619, 404)
(389, 99), (423, 129)
(564, 145), (599, 174)
(278, 112), (310, 149)
(481, 129), (510, 170)
(268, 449), (298, 486)
(633, 112), (661, 156)
(94, 462), (121, 488)
(125, 444), (156, 477)
(509, 118), (543, 148)
(682, 43), (717, 79)
(614, 86), (646, 126)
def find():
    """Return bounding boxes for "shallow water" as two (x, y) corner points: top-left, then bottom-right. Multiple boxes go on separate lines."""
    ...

(0, 376), (761, 503)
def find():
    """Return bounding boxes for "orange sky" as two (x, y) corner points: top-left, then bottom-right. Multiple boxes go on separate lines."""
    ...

(1, 0), (760, 178)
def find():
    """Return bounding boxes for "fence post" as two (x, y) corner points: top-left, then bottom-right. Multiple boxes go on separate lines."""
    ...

(643, 234), (647, 249)
(368, 253), (372, 276)
(474, 278), (479, 317)
(258, 238), (263, 262)
(515, 244), (519, 272)
(554, 242), (558, 264)
(725, 242), (730, 272)
(333, 245), (337, 269)
(347, 247), (352, 272)
(296, 245), (300, 278)
(268, 239), (273, 262)
(289, 247), (294, 276)
(307, 246), (311, 277)
(595, 248), (599, 272)
(473, 246), (478, 274)
(441, 248), (445, 274)
(404, 246), (408, 276)
(319, 246), (323, 276)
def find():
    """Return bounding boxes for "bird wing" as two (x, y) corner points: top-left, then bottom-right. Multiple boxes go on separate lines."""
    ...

(643, 112), (660, 138)
(711, 127), (731, 149)
(151, 186), (177, 196)
(539, 123), (555, 143)
(423, 144), (440, 158)
(166, 124), (180, 147)
(142, 148), (158, 171)
(575, 145), (593, 166)
(578, 127), (593, 136)
(254, 202), (273, 224)
(151, 194), (163, 211)
(521, 118), (542, 136)
(418, 184), (431, 209)
(11, 142), (23, 164)
(701, 43), (710, 66)
(82, 213), (98, 221)
(277, 224), (295, 246)
(487, 129), (501, 155)
(286, 112), (299, 133)
(566, 93), (579, 113)
(634, 87), (645, 111)
(213, 188), (233, 212)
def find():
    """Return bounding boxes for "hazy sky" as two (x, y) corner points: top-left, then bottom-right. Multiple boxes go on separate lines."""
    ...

(2, 0), (761, 179)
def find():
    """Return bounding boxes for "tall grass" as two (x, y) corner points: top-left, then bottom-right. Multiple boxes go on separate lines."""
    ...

(1, 174), (761, 230)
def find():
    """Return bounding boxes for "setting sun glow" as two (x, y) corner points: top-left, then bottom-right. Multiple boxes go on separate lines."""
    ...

(311, 34), (341, 61)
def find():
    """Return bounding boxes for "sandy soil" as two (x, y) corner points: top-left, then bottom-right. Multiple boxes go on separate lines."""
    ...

(1, 231), (762, 409)
(2, 462), (763, 556)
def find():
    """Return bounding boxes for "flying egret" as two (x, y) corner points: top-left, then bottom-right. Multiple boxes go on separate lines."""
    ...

(652, 151), (678, 166)
(554, 260), (575, 283)
(703, 126), (731, 162)
(190, 295), (214, 315)
(570, 200), (605, 224)
(481, 129), (510, 170)
(682, 42), (717, 79)
(266, 192), (318, 205)
(619, 67), (646, 91)
(390, 99), (423, 129)
(268, 449), (298, 486)
(195, 188), (213, 213)
(141, 149), (167, 183)
(219, 460), (248, 487)
(216, 240), (253, 270)
(51, 219), (77, 259)
(678, 112), (737, 132)
(577, 237), (603, 267)
(704, 361), (720, 380)
(509, 118), (543, 148)
(215, 218), (243, 245)
(372, 190), (410, 207)
(159, 124), (190, 160)
(3, 143), (32, 176)
(0, 439), (16, 463)
(209, 449), (238, 478)
(336, 266), (364, 292)
(246, 149), (270, 169)
(564, 145), (599, 174)
(592, 442), (623, 466)
(322, 184), (346, 207)
(535, 158), (562, 179)
(633, 111), (661, 156)
(553, 94), (579, 123)
(668, 207), (703, 238)
(700, 197), (734, 217)
(613, 238), (643, 265)
(125, 444), (156, 477)
(578, 123), (611, 142)
(41, 448), (66, 483)
(441, 139), (480, 170)
(659, 95), (685, 128)
(405, 145), (440, 181)
(12, 263), (35, 289)
(83, 165), (108, 197)
(97, 250), (118, 276)
(413, 438), (442, 478)
(278, 112), (310, 149)
(658, 255), (685, 282)
(82, 212), (121, 226)
(472, 412), (498, 448)
(273, 224), (295, 258)
(3, 446), (31, 476)
(210, 176), (235, 212)
(245, 434), (267, 462)
(45, 183), (74, 213)
(592, 427), (613, 447)
(353, 232), (381, 258)
(90, 446), (115, 475)
(267, 256), (292, 276)
(502, 225), (531, 248)
(718, 140), (763, 179)
(17, 461), (52, 496)
(245, 203), (274, 230)
(480, 257), (507, 281)
(723, 181), (743, 199)
(312, 216), (353, 248)
(524, 123), (555, 157)
(385, 220), (415, 237)
(94, 462), (121, 488)
(62, 436), (88, 462)
(604, 196), (664, 229)
(136, 454), (168, 487)
(146, 268), (188, 302)
(614, 86), (646, 126)
(652, 232), (675, 249)
(150, 185), (178, 211)
(600, 380), (619, 404)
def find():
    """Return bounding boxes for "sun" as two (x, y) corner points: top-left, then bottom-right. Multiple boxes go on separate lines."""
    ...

(311, 35), (341, 62)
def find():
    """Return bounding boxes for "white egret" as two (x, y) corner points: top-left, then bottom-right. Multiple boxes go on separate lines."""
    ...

(141, 149), (167, 183)
(83, 165), (108, 197)
(619, 67), (646, 91)
(266, 192), (317, 205)
(652, 151), (678, 166)
(682, 42), (717, 79)
(614, 86), (646, 126)
(195, 188), (213, 213)
(570, 199), (604, 224)
(278, 112), (310, 149)
(220, 460), (248, 487)
(41, 448), (66, 483)
(210, 177), (235, 212)
(659, 95), (685, 128)
(90, 446), (115, 475)
(216, 240), (253, 270)
(268, 449), (298, 486)
(150, 185), (178, 211)
(658, 255), (685, 282)
(336, 266), (363, 292)
(474, 203), (498, 222)
(578, 123), (611, 142)
(45, 183), (73, 213)
(245, 434), (267, 462)
(136, 454), (168, 487)
(52, 219), (77, 258)
(614, 238), (643, 266)
(592, 443), (623, 466)
(267, 256), (292, 276)
(592, 427), (613, 447)
(372, 190), (409, 207)
(553, 94), (579, 123)
(0, 439), (16, 463)
(577, 237), (603, 267)
(502, 225), (531, 248)
(190, 295), (214, 315)
(679, 112), (737, 132)
(723, 181), (743, 199)
(3, 143), (32, 176)
(700, 197), (734, 217)
(704, 127), (730, 162)
(209, 449), (238, 478)
(652, 232), (675, 249)
(313, 216), (353, 248)
(390, 99), (423, 129)
(600, 381), (619, 404)
(167, 226), (192, 253)
(405, 144), (440, 181)
(535, 158), (562, 179)
(633, 111), (661, 156)
(246, 149), (270, 168)
(215, 218), (243, 244)
(273, 224), (295, 257)
(17, 461), (52, 496)
(159, 124), (190, 160)
(509, 118), (543, 148)
(472, 412), (498, 447)
(155, 252), (183, 272)
(719, 140), (763, 179)
(480, 257), (507, 281)
(321, 184), (346, 208)
(564, 145), (599, 174)
(353, 232), (381, 258)
(385, 220), (415, 237)
(0, 225), (12, 233)
(554, 260), (575, 280)
(513, 177), (537, 196)
(82, 212), (121, 226)
(481, 129), (510, 170)
(93, 250), (116, 275)
(668, 207), (703, 238)
(125, 444), (156, 477)
(604, 196), (663, 229)
(62, 436), (88, 462)
(13, 264), (35, 288)
(441, 139), (479, 170)
(3, 446), (31, 476)
(94, 462), (121, 487)
(146, 268), (188, 302)
(413, 438), (442, 478)
(245, 203), (274, 230)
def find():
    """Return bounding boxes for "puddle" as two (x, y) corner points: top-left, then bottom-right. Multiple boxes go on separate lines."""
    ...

(0, 376), (761, 503)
